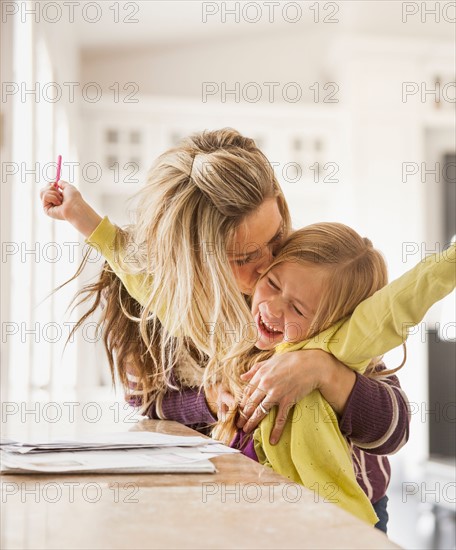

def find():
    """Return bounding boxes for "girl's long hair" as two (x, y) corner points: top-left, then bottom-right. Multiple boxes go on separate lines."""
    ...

(213, 222), (406, 444)
(63, 128), (291, 407)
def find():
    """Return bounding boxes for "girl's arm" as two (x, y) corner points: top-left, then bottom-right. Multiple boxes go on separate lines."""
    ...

(42, 182), (217, 430)
(85, 216), (152, 306)
(40, 181), (152, 307)
(277, 243), (456, 372)
(40, 181), (102, 237)
(329, 243), (456, 370)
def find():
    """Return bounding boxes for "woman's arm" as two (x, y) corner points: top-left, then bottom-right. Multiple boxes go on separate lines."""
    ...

(240, 246), (453, 443)
(126, 371), (217, 432)
(338, 364), (410, 455)
(238, 350), (410, 453)
(238, 350), (352, 440)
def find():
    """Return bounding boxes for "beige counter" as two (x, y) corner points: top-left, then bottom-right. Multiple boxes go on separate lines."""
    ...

(1, 418), (401, 549)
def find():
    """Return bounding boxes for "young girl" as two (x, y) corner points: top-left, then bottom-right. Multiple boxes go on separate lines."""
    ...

(41, 129), (410, 529)
(212, 223), (455, 525)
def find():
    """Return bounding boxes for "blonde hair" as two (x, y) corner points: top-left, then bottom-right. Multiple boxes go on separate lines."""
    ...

(214, 222), (402, 444)
(65, 128), (291, 407)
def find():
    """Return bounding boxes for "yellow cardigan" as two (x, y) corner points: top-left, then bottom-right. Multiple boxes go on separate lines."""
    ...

(87, 218), (455, 524)
(255, 241), (455, 525)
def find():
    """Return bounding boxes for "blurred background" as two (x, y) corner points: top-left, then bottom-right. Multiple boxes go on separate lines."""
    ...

(1, 1), (455, 548)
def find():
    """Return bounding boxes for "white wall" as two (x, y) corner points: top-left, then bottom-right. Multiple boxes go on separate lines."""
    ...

(78, 28), (455, 477)
(81, 28), (331, 100)
(3, 15), (86, 404)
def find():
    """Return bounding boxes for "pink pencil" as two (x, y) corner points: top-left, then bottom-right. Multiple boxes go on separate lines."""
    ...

(54, 155), (62, 188)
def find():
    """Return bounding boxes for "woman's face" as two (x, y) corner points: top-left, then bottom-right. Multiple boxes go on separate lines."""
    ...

(250, 261), (327, 350)
(228, 198), (284, 295)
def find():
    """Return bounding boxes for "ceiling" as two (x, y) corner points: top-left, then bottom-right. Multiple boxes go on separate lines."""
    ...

(73, 1), (455, 49)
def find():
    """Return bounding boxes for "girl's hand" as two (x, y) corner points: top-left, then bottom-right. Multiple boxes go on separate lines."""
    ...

(40, 181), (102, 238)
(40, 181), (82, 221)
(237, 350), (353, 445)
(205, 383), (236, 421)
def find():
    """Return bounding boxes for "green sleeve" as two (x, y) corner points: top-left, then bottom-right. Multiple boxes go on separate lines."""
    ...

(85, 216), (152, 307)
(276, 243), (455, 372)
(327, 242), (456, 368)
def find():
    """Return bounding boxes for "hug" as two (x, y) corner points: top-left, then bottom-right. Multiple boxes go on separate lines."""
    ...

(41, 128), (455, 532)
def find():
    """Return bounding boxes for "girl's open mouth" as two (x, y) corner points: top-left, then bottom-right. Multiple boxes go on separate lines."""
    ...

(256, 311), (284, 341)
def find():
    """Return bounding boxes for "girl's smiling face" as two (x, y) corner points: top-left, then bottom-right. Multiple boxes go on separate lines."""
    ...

(251, 261), (328, 350)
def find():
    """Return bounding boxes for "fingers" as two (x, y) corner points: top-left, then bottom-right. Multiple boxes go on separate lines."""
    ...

(40, 184), (57, 199)
(269, 402), (292, 445)
(212, 387), (236, 422)
(238, 386), (272, 431)
(241, 407), (267, 434)
(242, 394), (277, 434)
(239, 382), (254, 411)
(239, 379), (263, 418)
(43, 189), (63, 209)
(239, 366), (264, 409)
(48, 188), (63, 201)
(240, 361), (263, 381)
(220, 390), (235, 409)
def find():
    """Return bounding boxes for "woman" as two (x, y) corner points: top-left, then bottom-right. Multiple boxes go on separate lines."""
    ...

(41, 129), (409, 531)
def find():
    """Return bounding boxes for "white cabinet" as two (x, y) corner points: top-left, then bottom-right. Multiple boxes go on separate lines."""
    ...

(81, 98), (350, 228)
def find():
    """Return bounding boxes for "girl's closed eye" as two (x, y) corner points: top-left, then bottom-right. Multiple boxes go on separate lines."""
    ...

(267, 277), (280, 290)
(293, 304), (305, 317)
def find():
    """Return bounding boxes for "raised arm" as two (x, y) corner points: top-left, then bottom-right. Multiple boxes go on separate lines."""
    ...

(40, 180), (152, 307)
(333, 242), (455, 369)
(277, 243), (456, 372)
(85, 216), (152, 307)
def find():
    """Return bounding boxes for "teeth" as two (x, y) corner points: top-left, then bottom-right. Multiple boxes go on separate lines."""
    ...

(260, 312), (281, 333)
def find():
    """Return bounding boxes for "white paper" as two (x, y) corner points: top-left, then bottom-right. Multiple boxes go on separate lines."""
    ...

(1, 432), (222, 457)
(0, 432), (236, 474)
(0, 446), (217, 474)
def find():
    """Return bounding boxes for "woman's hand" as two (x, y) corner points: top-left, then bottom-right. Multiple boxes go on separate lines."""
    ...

(237, 350), (356, 445)
(40, 181), (102, 238)
(205, 383), (236, 421)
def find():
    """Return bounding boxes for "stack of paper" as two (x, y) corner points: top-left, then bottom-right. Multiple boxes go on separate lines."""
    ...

(0, 432), (238, 474)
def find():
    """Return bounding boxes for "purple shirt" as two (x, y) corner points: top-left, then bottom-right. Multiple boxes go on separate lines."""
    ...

(128, 364), (409, 504)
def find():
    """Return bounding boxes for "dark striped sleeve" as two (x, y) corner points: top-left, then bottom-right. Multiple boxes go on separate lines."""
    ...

(125, 371), (217, 432)
(339, 365), (411, 455)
